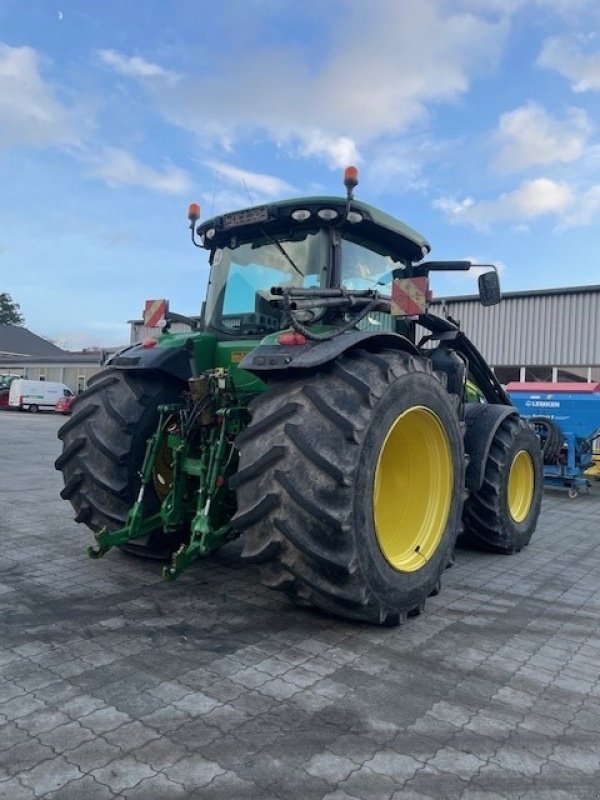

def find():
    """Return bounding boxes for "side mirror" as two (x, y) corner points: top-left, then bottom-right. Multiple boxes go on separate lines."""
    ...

(478, 270), (501, 306)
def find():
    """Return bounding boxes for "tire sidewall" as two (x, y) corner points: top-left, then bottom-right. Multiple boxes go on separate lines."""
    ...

(499, 421), (543, 542)
(353, 370), (464, 611)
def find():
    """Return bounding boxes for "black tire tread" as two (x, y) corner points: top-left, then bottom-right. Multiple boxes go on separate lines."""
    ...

(462, 416), (542, 553)
(55, 369), (184, 548)
(233, 348), (460, 625)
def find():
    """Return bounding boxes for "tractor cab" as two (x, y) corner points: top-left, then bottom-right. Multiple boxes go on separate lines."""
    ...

(193, 194), (430, 339)
(190, 169), (500, 344)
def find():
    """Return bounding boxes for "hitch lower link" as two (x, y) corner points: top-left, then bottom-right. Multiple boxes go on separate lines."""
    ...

(88, 401), (241, 580)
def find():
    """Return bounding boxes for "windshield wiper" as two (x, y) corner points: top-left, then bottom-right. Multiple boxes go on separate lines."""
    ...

(258, 228), (304, 279)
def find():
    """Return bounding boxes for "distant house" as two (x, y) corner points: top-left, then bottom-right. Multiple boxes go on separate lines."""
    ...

(0, 325), (105, 393)
(0, 325), (67, 359)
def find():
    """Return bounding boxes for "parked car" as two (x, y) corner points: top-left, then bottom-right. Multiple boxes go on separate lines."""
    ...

(55, 395), (75, 415)
(0, 388), (9, 409)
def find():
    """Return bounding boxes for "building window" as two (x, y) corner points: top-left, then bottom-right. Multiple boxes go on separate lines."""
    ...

(493, 367), (520, 385)
(557, 368), (587, 382)
(525, 366), (552, 382)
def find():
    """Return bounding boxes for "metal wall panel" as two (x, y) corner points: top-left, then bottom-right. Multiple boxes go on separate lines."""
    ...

(433, 288), (600, 366)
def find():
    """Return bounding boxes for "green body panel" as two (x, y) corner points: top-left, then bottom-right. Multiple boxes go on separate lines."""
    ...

(214, 341), (267, 394)
(154, 330), (267, 394)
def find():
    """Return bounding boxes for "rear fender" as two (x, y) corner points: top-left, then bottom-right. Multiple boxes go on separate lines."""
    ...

(239, 331), (418, 373)
(464, 403), (518, 492)
(106, 343), (193, 383)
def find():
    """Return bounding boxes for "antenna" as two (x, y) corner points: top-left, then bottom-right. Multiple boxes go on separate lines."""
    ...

(210, 169), (219, 218)
(242, 178), (255, 206)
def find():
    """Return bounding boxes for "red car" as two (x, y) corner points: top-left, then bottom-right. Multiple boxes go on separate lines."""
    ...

(55, 395), (75, 415)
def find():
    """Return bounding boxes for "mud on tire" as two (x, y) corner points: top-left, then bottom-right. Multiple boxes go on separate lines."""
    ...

(231, 348), (465, 625)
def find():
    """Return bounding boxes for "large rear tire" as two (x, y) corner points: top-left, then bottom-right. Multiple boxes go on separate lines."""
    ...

(462, 416), (542, 553)
(232, 349), (465, 625)
(55, 369), (185, 558)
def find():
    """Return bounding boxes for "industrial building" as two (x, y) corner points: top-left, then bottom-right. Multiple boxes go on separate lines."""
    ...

(431, 284), (600, 384)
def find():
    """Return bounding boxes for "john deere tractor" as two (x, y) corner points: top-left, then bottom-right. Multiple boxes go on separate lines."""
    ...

(56, 168), (543, 625)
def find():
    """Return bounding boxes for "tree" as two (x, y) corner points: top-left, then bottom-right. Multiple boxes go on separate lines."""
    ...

(0, 293), (25, 326)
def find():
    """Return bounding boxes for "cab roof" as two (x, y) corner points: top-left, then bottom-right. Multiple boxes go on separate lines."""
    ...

(196, 196), (431, 264)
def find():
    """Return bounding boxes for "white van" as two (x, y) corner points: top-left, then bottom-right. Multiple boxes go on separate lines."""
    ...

(8, 379), (74, 413)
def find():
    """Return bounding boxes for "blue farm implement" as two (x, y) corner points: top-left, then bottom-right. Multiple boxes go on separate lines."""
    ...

(506, 382), (600, 498)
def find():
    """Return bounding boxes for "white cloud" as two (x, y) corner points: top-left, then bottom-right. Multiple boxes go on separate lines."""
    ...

(89, 148), (192, 194)
(204, 161), (293, 198)
(291, 131), (359, 170)
(494, 103), (592, 171)
(97, 49), (179, 84)
(111, 1), (509, 168)
(538, 36), (600, 92)
(562, 185), (600, 226)
(0, 43), (77, 149)
(434, 178), (574, 229)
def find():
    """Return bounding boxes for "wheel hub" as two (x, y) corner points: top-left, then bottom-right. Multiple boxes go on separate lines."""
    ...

(373, 406), (453, 572)
(507, 449), (534, 522)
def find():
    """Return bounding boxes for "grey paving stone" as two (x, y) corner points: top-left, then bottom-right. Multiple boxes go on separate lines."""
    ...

(120, 772), (188, 799)
(339, 764), (401, 799)
(1, 739), (55, 776)
(137, 705), (190, 734)
(91, 757), (156, 793)
(162, 754), (225, 790)
(78, 706), (131, 734)
(425, 746), (487, 781)
(19, 755), (82, 796)
(0, 694), (47, 721)
(63, 737), (123, 771)
(363, 750), (424, 781)
(304, 752), (360, 783)
(549, 743), (600, 774)
(187, 771), (268, 800)
(0, 778), (37, 800)
(133, 736), (191, 772)
(38, 720), (96, 753)
(171, 691), (221, 715)
(405, 765), (470, 800)
(43, 774), (115, 800)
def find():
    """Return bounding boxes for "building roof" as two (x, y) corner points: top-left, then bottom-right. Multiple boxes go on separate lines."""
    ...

(432, 283), (600, 304)
(0, 325), (66, 358)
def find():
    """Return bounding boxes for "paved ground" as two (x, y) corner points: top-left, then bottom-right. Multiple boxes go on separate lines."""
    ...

(1, 410), (599, 800)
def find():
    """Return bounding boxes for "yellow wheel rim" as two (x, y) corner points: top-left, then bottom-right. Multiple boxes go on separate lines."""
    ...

(373, 407), (453, 573)
(507, 450), (534, 523)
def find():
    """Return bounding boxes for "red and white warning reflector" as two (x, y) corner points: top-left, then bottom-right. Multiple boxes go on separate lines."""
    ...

(391, 278), (429, 316)
(144, 299), (169, 328)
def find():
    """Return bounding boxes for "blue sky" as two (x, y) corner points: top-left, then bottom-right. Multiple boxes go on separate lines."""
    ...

(2, 0), (600, 349)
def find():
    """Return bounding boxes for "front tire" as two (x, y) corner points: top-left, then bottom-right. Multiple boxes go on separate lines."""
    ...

(232, 349), (465, 625)
(55, 369), (185, 558)
(462, 416), (542, 553)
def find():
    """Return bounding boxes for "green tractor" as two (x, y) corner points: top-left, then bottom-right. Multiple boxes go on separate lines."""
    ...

(55, 168), (543, 625)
